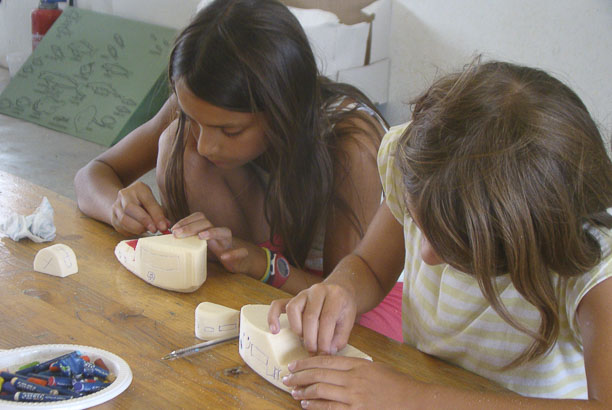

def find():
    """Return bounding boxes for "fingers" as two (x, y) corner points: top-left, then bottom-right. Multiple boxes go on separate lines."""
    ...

(140, 196), (169, 232)
(283, 356), (368, 407)
(268, 298), (291, 334)
(114, 182), (167, 235)
(300, 290), (326, 353)
(172, 212), (213, 237)
(291, 383), (349, 409)
(218, 247), (249, 273)
(120, 201), (158, 233)
(199, 227), (232, 246)
(111, 208), (147, 236)
(281, 284), (356, 355)
(288, 355), (361, 374)
(329, 319), (353, 356)
(285, 293), (308, 340)
(295, 398), (347, 410)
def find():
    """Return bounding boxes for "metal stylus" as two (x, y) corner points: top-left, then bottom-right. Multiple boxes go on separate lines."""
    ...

(161, 334), (239, 360)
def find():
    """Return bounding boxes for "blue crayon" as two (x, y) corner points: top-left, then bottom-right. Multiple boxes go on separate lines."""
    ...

(26, 373), (74, 387)
(47, 375), (73, 388)
(14, 392), (71, 402)
(10, 378), (59, 395)
(83, 361), (110, 378)
(35, 370), (63, 377)
(0, 372), (18, 381)
(16, 351), (79, 375)
(2, 381), (17, 394)
(0, 394), (14, 401)
(53, 386), (83, 397)
(73, 380), (110, 393)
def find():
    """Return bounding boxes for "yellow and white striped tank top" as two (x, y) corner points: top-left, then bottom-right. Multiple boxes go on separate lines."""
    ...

(378, 123), (612, 399)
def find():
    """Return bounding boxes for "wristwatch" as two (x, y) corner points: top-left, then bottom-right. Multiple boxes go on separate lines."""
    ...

(269, 253), (290, 288)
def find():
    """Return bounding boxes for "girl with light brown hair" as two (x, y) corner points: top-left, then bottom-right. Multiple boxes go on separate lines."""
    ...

(270, 59), (612, 407)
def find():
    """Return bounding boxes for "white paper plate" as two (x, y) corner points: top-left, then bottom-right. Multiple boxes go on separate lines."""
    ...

(0, 344), (132, 409)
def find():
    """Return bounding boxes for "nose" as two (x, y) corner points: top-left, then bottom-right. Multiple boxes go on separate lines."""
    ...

(195, 127), (219, 157)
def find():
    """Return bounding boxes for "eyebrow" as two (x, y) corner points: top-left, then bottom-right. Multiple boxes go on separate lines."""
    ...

(181, 110), (249, 130)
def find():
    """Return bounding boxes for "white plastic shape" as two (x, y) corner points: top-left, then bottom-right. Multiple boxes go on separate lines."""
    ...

(115, 234), (207, 293)
(239, 304), (372, 392)
(195, 302), (239, 341)
(33, 244), (78, 277)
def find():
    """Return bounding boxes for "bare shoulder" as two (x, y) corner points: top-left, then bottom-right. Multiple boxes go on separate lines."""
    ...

(576, 275), (612, 402)
(332, 113), (384, 171)
(577, 276), (612, 324)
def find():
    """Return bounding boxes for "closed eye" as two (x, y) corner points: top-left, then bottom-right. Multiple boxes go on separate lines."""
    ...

(221, 128), (243, 137)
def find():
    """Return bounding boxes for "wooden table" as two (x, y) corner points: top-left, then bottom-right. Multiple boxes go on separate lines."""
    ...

(0, 171), (508, 408)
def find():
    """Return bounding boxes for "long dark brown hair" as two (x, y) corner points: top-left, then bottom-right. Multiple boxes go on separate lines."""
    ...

(397, 59), (612, 367)
(165, 0), (386, 267)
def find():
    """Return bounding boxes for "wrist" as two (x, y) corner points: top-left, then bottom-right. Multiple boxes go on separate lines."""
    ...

(268, 252), (290, 288)
(258, 247), (290, 288)
(254, 247), (271, 280)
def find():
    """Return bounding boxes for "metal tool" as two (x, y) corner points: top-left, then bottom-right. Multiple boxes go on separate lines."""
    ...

(161, 334), (239, 360)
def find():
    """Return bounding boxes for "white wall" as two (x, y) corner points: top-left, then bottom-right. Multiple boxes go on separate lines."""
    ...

(384, 0), (612, 141)
(0, 0), (39, 64)
(2, 0), (611, 137)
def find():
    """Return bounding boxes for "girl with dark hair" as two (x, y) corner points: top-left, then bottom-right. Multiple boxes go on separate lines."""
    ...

(270, 60), (612, 406)
(75, 0), (401, 339)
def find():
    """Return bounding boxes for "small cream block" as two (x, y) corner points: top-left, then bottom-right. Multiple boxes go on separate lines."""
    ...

(114, 234), (207, 293)
(195, 302), (240, 340)
(33, 244), (78, 277)
(239, 304), (372, 392)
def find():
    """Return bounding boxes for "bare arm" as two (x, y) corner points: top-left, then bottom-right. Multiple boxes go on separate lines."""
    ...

(281, 264), (612, 409)
(74, 96), (177, 234)
(268, 201), (405, 353)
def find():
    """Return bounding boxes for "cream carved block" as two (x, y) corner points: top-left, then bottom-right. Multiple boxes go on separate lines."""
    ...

(114, 234), (207, 292)
(33, 243), (78, 277)
(195, 302), (240, 340)
(239, 304), (372, 392)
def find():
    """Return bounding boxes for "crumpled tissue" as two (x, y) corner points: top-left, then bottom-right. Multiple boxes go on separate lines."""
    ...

(0, 197), (56, 243)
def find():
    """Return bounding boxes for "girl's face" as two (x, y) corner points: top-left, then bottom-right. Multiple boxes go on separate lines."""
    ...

(175, 80), (269, 169)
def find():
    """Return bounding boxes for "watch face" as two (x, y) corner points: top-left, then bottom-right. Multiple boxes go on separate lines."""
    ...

(276, 257), (290, 278)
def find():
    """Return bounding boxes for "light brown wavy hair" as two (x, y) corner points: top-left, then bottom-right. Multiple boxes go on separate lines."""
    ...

(165, 0), (386, 267)
(396, 59), (612, 367)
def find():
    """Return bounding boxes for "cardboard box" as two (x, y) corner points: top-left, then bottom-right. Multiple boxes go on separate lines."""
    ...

(0, 7), (176, 147)
(284, 0), (391, 104)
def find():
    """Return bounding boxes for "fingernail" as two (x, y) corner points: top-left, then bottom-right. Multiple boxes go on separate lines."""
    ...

(148, 224), (156, 233)
(269, 323), (278, 334)
(301, 400), (309, 408)
(287, 361), (296, 372)
(160, 222), (168, 231)
(282, 375), (291, 385)
(291, 388), (302, 399)
(199, 231), (210, 239)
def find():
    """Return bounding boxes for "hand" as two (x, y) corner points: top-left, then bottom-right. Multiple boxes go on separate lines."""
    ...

(172, 212), (266, 276)
(111, 181), (169, 236)
(283, 356), (416, 409)
(268, 284), (357, 354)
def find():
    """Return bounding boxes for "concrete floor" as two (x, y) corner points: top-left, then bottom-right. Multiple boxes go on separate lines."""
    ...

(0, 67), (156, 202)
